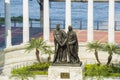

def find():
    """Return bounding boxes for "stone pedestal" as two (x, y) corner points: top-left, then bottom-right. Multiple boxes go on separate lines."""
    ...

(48, 64), (84, 80)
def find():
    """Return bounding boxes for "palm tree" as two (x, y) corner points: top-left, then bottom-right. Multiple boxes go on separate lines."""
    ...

(102, 43), (120, 66)
(25, 38), (52, 63)
(86, 41), (102, 65)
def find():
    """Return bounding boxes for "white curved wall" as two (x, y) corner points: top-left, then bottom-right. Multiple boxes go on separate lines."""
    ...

(0, 43), (120, 75)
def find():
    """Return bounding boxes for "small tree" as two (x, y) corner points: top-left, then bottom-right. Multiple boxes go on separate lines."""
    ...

(86, 41), (102, 65)
(25, 38), (52, 63)
(102, 43), (120, 66)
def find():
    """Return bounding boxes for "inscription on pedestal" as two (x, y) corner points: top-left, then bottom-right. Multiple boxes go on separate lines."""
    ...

(60, 73), (70, 79)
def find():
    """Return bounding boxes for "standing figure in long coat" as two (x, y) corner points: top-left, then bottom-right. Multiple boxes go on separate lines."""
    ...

(53, 24), (67, 63)
(67, 26), (80, 63)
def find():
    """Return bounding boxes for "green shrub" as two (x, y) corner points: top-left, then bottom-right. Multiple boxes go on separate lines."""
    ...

(110, 73), (120, 77)
(84, 64), (110, 77)
(11, 67), (35, 80)
(11, 67), (28, 74)
(27, 62), (51, 71)
(110, 65), (120, 73)
(84, 64), (120, 77)
(11, 62), (51, 75)
(32, 71), (48, 75)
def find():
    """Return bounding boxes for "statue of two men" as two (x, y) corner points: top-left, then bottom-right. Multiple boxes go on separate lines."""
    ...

(53, 24), (67, 63)
(53, 24), (81, 64)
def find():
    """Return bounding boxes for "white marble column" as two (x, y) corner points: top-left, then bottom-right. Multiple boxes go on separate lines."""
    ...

(108, 0), (115, 43)
(87, 0), (94, 42)
(23, 0), (29, 43)
(65, 0), (71, 32)
(43, 0), (50, 42)
(4, 0), (11, 47)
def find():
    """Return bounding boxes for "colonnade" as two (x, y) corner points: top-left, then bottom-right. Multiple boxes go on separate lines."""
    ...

(4, 0), (115, 48)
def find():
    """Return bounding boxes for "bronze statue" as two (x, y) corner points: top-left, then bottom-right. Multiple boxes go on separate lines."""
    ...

(67, 26), (80, 64)
(53, 24), (67, 63)
(53, 25), (82, 65)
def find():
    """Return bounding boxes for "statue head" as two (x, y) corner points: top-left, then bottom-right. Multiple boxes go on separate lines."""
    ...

(68, 25), (72, 31)
(56, 24), (60, 31)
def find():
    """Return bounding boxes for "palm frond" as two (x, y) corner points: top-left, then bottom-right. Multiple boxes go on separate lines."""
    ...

(25, 37), (54, 55)
(102, 43), (120, 55)
(86, 41), (102, 52)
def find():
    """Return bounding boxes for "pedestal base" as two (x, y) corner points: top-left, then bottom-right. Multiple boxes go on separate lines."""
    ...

(48, 63), (84, 80)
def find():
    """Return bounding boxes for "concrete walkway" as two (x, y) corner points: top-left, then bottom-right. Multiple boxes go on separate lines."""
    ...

(0, 75), (48, 80)
(0, 75), (120, 80)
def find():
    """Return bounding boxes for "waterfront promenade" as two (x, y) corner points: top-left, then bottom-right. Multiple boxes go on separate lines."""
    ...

(0, 27), (120, 48)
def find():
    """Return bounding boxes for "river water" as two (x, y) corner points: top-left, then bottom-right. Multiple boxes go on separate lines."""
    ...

(0, 0), (120, 29)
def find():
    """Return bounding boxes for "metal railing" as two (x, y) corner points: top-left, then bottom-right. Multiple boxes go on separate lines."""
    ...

(0, 19), (120, 48)
(50, 19), (120, 31)
(1, 19), (120, 31)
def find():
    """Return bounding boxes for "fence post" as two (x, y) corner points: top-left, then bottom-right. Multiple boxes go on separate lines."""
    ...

(13, 18), (16, 27)
(63, 20), (65, 29)
(30, 20), (32, 28)
(115, 21), (117, 31)
(97, 21), (99, 30)
(80, 19), (82, 30)
(50, 18), (51, 29)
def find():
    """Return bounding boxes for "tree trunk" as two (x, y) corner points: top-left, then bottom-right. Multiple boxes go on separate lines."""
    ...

(47, 54), (51, 62)
(36, 0), (43, 28)
(36, 49), (41, 63)
(40, 9), (43, 28)
(94, 50), (101, 65)
(106, 54), (112, 66)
